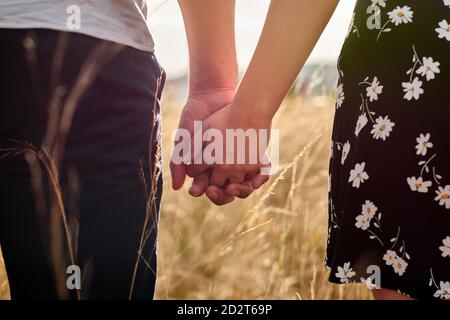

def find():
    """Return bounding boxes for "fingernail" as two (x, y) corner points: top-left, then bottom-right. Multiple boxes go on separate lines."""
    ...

(210, 192), (218, 200)
(189, 187), (197, 196)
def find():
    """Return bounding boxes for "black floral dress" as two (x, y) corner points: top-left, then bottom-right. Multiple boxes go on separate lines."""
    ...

(326, 0), (450, 299)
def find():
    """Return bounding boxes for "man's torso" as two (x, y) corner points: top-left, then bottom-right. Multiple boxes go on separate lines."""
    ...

(0, 0), (154, 52)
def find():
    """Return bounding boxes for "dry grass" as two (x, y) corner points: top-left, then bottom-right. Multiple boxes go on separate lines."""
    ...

(0, 250), (8, 299)
(0, 91), (372, 300)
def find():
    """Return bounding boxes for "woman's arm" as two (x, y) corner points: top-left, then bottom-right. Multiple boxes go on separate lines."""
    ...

(171, 1), (238, 191)
(235, 0), (340, 121)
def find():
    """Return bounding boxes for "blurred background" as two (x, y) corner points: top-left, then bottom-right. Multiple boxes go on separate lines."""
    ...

(151, 0), (356, 97)
(1, 0), (372, 300)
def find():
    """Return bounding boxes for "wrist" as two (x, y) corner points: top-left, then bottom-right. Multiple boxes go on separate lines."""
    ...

(229, 100), (274, 129)
(185, 76), (237, 114)
(232, 93), (276, 124)
(188, 67), (238, 96)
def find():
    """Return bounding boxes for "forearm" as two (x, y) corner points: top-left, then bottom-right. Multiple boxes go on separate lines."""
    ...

(178, 0), (238, 94)
(235, 0), (340, 120)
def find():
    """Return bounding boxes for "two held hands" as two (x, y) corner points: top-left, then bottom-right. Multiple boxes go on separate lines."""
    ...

(174, 0), (341, 205)
(170, 88), (271, 205)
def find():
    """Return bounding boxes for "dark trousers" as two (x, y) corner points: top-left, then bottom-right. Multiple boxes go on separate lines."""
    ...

(0, 29), (164, 299)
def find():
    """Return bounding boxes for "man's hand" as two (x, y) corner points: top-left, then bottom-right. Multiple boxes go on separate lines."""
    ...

(175, 0), (271, 205)
(174, 0), (240, 204)
(170, 88), (234, 191)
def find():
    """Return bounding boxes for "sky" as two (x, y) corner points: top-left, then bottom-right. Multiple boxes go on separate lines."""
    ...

(148, 0), (357, 79)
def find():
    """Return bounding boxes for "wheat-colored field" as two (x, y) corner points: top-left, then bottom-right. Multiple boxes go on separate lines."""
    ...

(0, 91), (372, 300)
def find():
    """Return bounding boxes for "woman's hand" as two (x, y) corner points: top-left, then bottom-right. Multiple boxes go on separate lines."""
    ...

(186, 102), (272, 205)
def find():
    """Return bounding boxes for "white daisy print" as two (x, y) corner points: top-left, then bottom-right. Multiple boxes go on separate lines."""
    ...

(402, 77), (424, 101)
(349, 162), (369, 188)
(362, 200), (377, 219)
(355, 214), (371, 230)
(371, 0), (387, 8)
(383, 250), (397, 266)
(415, 133), (433, 156)
(434, 185), (450, 209)
(328, 2), (450, 300)
(335, 262), (356, 283)
(440, 236), (450, 258)
(435, 19), (450, 41)
(341, 141), (350, 165)
(366, 77), (384, 102)
(392, 257), (408, 276)
(355, 113), (368, 137)
(336, 83), (345, 108)
(407, 176), (432, 193)
(388, 6), (413, 26)
(434, 281), (450, 299)
(416, 57), (440, 81)
(371, 115), (395, 141)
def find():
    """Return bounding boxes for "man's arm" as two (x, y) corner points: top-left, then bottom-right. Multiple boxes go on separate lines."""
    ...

(171, 1), (239, 192)
(178, 0), (238, 95)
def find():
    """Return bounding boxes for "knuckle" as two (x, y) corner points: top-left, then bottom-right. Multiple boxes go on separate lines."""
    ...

(238, 193), (250, 199)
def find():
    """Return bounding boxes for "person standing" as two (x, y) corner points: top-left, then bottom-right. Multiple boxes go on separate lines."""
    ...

(0, 0), (248, 299)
